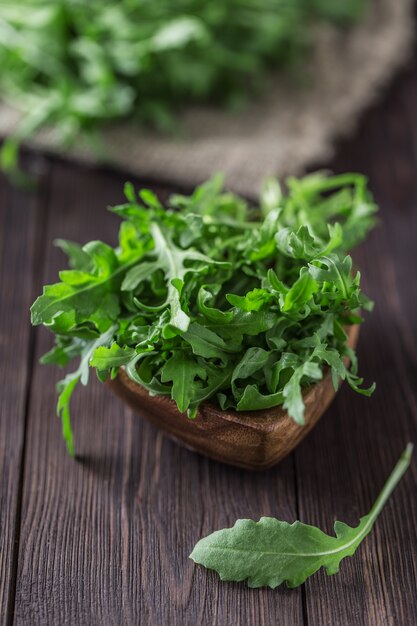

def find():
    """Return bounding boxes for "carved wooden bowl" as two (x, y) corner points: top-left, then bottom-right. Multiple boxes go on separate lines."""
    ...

(107, 325), (359, 470)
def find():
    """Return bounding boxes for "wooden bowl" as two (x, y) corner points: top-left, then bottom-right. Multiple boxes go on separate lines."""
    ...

(107, 325), (359, 470)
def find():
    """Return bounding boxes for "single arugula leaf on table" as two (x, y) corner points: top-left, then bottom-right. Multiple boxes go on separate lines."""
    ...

(190, 444), (413, 588)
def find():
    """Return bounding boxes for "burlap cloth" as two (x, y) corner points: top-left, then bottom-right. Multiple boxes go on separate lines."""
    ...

(0, 0), (414, 198)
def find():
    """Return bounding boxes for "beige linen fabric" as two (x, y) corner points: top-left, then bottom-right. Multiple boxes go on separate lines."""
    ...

(0, 0), (413, 198)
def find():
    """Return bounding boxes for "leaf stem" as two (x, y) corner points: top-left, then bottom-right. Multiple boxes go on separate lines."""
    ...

(321, 442), (414, 558)
(367, 442), (413, 523)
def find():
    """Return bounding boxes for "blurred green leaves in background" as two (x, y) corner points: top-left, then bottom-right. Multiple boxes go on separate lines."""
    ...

(0, 0), (368, 168)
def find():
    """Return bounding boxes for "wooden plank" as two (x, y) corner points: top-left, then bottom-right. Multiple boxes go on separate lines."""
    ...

(297, 57), (417, 625)
(11, 47), (417, 625)
(0, 158), (48, 623)
(13, 161), (303, 626)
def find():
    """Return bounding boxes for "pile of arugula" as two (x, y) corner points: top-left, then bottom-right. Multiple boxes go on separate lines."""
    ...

(0, 0), (367, 170)
(31, 172), (377, 455)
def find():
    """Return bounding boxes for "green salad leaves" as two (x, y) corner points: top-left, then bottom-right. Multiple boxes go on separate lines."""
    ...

(190, 443), (413, 588)
(0, 0), (368, 170)
(31, 172), (377, 455)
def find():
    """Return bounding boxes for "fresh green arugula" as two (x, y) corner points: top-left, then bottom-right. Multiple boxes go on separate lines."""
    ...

(31, 171), (377, 454)
(0, 0), (368, 171)
(190, 443), (413, 588)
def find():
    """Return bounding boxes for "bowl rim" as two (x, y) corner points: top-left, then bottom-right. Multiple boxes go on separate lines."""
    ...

(115, 323), (360, 428)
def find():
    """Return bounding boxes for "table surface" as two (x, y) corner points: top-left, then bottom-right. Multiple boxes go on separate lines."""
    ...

(1, 44), (417, 626)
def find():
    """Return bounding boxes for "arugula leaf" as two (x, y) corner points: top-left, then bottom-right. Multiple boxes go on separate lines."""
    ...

(208, 310), (277, 340)
(56, 374), (80, 458)
(231, 348), (270, 397)
(56, 325), (117, 455)
(182, 323), (240, 360)
(32, 172), (377, 453)
(161, 351), (206, 413)
(227, 288), (273, 312)
(276, 223), (343, 261)
(54, 239), (93, 271)
(121, 261), (162, 291)
(283, 361), (323, 424)
(282, 268), (318, 313)
(236, 386), (284, 411)
(89, 343), (136, 370)
(197, 285), (233, 323)
(190, 444), (413, 588)
(309, 254), (354, 299)
(31, 243), (137, 326)
(130, 222), (225, 335)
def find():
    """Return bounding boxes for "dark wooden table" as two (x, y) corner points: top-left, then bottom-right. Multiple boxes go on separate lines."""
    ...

(1, 52), (417, 626)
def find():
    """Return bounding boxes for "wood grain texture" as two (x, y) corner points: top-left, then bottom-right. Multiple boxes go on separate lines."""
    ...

(12, 162), (303, 626)
(0, 158), (48, 624)
(295, 48), (417, 626)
